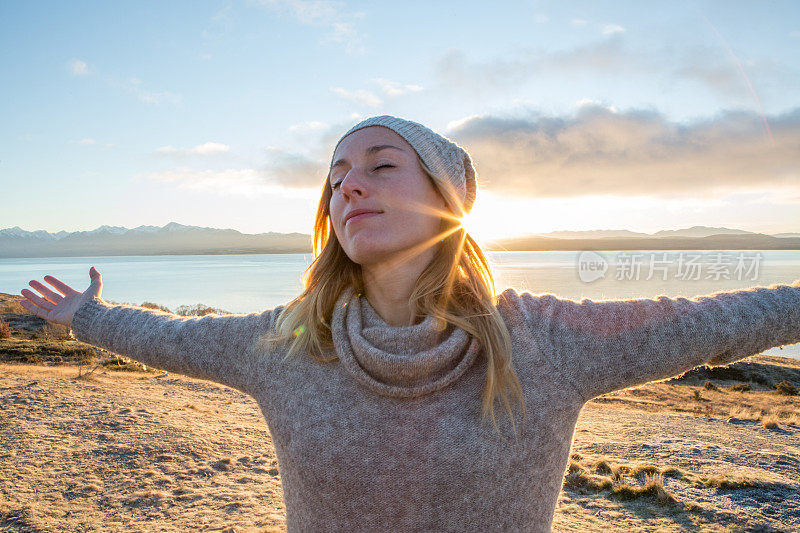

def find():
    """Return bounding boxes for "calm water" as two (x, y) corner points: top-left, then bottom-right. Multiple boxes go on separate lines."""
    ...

(2, 250), (798, 358)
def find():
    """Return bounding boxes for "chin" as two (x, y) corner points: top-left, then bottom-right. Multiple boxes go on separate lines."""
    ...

(343, 236), (432, 268)
(343, 243), (394, 267)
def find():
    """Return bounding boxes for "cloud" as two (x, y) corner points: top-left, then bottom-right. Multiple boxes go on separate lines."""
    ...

(443, 105), (800, 199)
(574, 98), (617, 112)
(533, 13), (548, 23)
(67, 60), (182, 106)
(155, 142), (230, 156)
(571, 19), (588, 27)
(602, 24), (625, 35)
(288, 121), (328, 132)
(262, 147), (328, 188)
(78, 138), (97, 145)
(68, 59), (89, 76)
(140, 152), (327, 194)
(253, 0), (366, 54)
(434, 35), (634, 96)
(331, 78), (423, 108)
(433, 36), (796, 101)
(371, 78), (423, 97)
(673, 46), (799, 99)
(142, 105), (800, 203)
(139, 167), (274, 196)
(112, 77), (182, 105)
(330, 86), (382, 107)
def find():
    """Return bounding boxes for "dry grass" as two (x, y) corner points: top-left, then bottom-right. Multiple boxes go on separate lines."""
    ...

(564, 454), (765, 502)
(100, 356), (156, 373)
(775, 380), (798, 396)
(590, 354), (800, 432)
(563, 457), (680, 508)
(629, 463), (661, 477)
(695, 474), (761, 490)
(140, 301), (173, 313)
(612, 473), (677, 505)
(0, 317), (11, 339)
(174, 303), (231, 316)
(728, 406), (763, 420)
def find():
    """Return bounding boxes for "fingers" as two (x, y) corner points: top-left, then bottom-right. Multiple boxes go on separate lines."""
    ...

(43, 275), (74, 296)
(28, 280), (63, 305)
(19, 292), (53, 316)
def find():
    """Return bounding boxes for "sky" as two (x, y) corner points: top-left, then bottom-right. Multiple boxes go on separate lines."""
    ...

(1, 0), (799, 244)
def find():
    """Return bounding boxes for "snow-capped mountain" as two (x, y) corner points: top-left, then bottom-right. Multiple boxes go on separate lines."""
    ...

(1, 223), (798, 258)
(0, 222), (312, 258)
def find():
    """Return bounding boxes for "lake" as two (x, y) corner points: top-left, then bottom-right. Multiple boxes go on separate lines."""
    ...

(2, 250), (798, 358)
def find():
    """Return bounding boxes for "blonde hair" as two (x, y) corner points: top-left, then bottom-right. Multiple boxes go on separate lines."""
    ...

(257, 155), (527, 438)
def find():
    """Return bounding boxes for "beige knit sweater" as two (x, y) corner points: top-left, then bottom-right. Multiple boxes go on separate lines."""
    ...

(68, 280), (800, 532)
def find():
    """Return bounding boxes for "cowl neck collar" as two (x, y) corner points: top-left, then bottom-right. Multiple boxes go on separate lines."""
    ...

(330, 285), (482, 398)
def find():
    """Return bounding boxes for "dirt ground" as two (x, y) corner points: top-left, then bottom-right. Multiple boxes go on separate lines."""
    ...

(2, 360), (799, 532)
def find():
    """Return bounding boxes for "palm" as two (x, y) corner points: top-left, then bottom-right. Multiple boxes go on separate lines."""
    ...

(20, 267), (103, 327)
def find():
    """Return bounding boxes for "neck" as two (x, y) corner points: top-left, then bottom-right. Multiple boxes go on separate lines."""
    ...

(360, 245), (438, 327)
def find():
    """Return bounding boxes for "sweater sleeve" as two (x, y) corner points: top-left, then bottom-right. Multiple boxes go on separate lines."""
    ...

(500, 279), (800, 402)
(68, 296), (284, 394)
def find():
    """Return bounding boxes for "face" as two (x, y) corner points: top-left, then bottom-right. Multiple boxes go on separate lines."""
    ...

(328, 126), (448, 268)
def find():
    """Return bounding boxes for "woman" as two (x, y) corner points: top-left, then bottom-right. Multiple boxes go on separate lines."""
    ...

(20, 114), (800, 532)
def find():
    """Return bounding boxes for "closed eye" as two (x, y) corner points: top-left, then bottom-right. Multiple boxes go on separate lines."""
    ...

(331, 165), (394, 190)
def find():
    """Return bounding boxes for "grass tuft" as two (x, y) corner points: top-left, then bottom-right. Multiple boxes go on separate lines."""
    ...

(101, 356), (154, 372)
(762, 418), (780, 430)
(140, 301), (173, 313)
(630, 463), (660, 477)
(611, 473), (676, 505)
(563, 470), (613, 492)
(695, 474), (760, 490)
(774, 380), (798, 396)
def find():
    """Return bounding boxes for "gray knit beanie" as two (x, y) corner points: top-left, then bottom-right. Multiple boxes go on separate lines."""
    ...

(330, 115), (478, 214)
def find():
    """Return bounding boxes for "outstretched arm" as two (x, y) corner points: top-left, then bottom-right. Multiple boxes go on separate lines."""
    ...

(499, 279), (800, 402)
(68, 296), (283, 394)
(21, 268), (284, 394)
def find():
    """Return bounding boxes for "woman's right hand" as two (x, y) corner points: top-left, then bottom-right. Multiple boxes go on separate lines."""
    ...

(20, 266), (103, 328)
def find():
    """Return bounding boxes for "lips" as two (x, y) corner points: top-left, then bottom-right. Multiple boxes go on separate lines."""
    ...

(344, 209), (382, 224)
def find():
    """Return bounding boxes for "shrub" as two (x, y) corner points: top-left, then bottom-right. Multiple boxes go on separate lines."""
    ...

(140, 301), (172, 313)
(594, 459), (614, 475)
(696, 474), (759, 490)
(0, 317), (11, 339)
(101, 356), (151, 372)
(703, 381), (719, 391)
(563, 470), (612, 492)
(660, 467), (686, 479)
(775, 380), (798, 396)
(612, 473), (676, 505)
(630, 463), (660, 477)
(762, 418), (780, 430)
(175, 303), (229, 316)
(693, 389), (703, 401)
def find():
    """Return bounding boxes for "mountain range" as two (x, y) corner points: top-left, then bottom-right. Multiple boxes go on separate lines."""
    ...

(1, 223), (798, 258)
(0, 222), (311, 258)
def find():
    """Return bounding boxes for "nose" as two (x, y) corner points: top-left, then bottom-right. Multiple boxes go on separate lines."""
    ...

(339, 168), (368, 198)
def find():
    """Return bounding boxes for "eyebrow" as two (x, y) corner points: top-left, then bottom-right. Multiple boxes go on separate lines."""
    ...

(330, 144), (405, 171)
